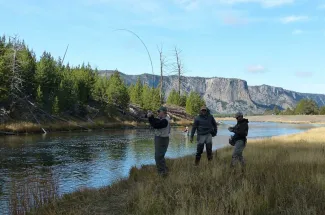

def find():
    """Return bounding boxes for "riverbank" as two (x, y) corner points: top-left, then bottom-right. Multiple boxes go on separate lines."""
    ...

(0, 119), (192, 135)
(28, 127), (325, 215)
(216, 115), (325, 124)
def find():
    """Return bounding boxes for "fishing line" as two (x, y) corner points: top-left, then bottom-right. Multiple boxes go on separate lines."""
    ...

(110, 28), (155, 88)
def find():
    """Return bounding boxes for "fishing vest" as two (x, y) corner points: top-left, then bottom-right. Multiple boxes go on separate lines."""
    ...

(155, 116), (171, 137)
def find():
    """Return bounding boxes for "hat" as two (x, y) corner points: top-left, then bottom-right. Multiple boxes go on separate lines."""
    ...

(234, 112), (243, 118)
(200, 106), (207, 111)
(158, 106), (167, 113)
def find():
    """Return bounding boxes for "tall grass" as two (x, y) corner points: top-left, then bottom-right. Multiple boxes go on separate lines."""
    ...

(0, 120), (191, 135)
(31, 128), (325, 215)
(0, 121), (150, 134)
(9, 170), (58, 215)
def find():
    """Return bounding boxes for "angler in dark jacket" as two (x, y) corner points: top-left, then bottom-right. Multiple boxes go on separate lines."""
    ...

(228, 112), (249, 167)
(190, 106), (218, 165)
(147, 106), (171, 176)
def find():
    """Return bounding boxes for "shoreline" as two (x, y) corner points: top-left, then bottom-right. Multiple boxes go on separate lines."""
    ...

(216, 115), (325, 125)
(0, 120), (192, 136)
(28, 127), (325, 215)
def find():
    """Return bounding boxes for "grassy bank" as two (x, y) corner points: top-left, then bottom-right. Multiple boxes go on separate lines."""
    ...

(0, 119), (192, 135)
(216, 114), (325, 124)
(27, 127), (325, 215)
(0, 121), (146, 135)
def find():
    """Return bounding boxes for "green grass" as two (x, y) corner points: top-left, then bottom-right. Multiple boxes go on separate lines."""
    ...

(26, 128), (325, 215)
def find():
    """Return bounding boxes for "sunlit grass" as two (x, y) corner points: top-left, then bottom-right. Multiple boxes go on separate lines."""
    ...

(0, 120), (150, 134)
(0, 119), (191, 135)
(216, 115), (325, 124)
(28, 127), (325, 215)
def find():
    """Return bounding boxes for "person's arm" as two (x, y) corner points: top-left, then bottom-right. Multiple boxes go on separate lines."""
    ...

(148, 116), (168, 129)
(190, 118), (198, 140)
(233, 123), (248, 137)
(211, 116), (218, 134)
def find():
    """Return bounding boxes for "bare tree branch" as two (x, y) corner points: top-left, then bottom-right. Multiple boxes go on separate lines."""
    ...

(157, 44), (168, 104)
(173, 46), (185, 96)
(8, 35), (24, 98)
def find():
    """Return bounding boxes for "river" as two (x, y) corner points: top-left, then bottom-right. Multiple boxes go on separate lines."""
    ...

(0, 121), (322, 214)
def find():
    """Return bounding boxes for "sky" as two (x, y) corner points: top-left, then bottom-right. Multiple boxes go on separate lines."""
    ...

(1, 0), (325, 94)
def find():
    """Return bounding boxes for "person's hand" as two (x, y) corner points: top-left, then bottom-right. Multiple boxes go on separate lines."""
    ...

(147, 111), (153, 118)
(228, 127), (234, 132)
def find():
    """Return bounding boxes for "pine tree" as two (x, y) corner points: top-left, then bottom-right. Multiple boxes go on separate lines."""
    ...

(320, 106), (325, 115)
(186, 91), (205, 116)
(179, 93), (187, 107)
(151, 87), (161, 111)
(273, 106), (280, 115)
(130, 77), (143, 107)
(142, 84), (151, 110)
(35, 52), (60, 111)
(295, 99), (319, 115)
(93, 76), (109, 104)
(107, 72), (130, 109)
(36, 85), (43, 107)
(167, 89), (180, 106)
(52, 96), (59, 114)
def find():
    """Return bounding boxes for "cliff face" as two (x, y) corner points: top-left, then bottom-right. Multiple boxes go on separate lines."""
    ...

(99, 71), (325, 114)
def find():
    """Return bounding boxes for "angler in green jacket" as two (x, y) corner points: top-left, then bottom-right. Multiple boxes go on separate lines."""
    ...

(190, 106), (218, 165)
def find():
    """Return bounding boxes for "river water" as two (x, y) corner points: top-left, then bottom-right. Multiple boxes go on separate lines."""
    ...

(0, 121), (322, 214)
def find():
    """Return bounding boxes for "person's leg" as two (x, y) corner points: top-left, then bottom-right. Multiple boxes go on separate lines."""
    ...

(230, 140), (245, 167)
(238, 140), (246, 167)
(155, 136), (169, 174)
(195, 135), (205, 165)
(206, 134), (213, 161)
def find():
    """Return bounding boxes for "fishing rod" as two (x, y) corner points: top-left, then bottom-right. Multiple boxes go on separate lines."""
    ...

(111, 28), (155, 88)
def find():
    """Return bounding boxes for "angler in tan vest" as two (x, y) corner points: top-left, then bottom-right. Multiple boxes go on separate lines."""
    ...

(147, 106), (171, 177)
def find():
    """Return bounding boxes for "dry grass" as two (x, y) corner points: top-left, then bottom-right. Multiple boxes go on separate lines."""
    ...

(29, 127), (325, 215)
(0, 120), (149, 134)
(216, 115), (325, 124)
(9, 170), (58, 215)
(0, 120), (191, 135)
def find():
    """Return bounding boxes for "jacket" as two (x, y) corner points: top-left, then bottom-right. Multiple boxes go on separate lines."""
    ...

(190, 114), (218, 138)
(148, 115), (170, 137)
(231, 118), (249, 142)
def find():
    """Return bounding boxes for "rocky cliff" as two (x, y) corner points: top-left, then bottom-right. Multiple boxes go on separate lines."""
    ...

(99, 70), (325, 114)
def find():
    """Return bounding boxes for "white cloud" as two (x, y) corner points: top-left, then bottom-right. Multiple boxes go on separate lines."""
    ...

(292, 29), (303, 34)
(84, 0), (162, 13)
(280, 15), (309, 24)
(174, 0), (295, 11)
(247, 65), (266, 73)
(219, 0), (294, 7)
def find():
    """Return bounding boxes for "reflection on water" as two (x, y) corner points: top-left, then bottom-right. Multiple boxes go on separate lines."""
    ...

(0, 122), (321, 214)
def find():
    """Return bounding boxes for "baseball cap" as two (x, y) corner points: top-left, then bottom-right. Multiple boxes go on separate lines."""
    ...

(200, 106), (207, 111)
(157, 106), (167, 113)
(234, 112), (243, 118)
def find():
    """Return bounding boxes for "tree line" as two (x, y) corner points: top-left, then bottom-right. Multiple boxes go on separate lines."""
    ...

(128, 80), (205, 116)
(267, 99), (325, 115)
(0, 36), (131, 116)
(0, 36), (206, 118)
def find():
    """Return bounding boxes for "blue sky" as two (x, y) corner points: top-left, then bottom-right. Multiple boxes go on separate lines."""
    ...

(1, 0), (325, 94)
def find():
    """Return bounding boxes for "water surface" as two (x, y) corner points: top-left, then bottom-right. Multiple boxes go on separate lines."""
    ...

(0, 121), (321, 214)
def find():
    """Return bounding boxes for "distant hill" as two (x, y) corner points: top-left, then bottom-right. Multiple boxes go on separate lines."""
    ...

(99, 70), (325, 114)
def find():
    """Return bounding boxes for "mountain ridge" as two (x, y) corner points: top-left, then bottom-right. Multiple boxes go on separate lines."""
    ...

(99, 70), (325, 114)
